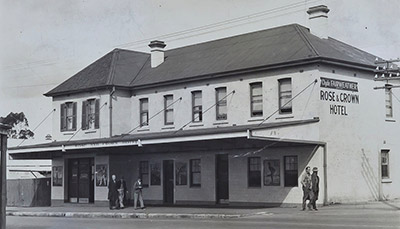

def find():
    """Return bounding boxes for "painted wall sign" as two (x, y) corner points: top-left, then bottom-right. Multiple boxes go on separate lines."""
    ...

(320, 77), (358, 92)
(320, 77), (360, 116)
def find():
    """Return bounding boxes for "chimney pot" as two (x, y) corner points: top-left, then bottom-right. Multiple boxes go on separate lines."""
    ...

(148, 40), (166, 68)
(307, 5), (330, 39)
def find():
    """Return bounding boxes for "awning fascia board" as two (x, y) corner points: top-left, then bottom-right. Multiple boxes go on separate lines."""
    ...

(9, 131), (248, 155)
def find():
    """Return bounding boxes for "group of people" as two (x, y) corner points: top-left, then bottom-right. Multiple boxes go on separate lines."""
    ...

(108, 175), (145, 210)
(301, 166), (320, 211)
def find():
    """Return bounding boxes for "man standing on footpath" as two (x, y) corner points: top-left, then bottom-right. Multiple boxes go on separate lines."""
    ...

(310, 167), (320, 210)
(133, 177), (145, 210)
(301, 166), (313, 211)
(108, 174), (118, 210)
(117, 176), (127, 209)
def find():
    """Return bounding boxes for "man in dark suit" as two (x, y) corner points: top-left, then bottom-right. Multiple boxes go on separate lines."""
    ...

(108, 174), (118, 210)
(311, 167), (320, 210)
(117, 177), (127, 209)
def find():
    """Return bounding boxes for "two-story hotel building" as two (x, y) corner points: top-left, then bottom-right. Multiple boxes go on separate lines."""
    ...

(9, 6), (399, 207)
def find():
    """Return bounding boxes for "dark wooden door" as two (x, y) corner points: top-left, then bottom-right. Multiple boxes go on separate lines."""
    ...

(68, 159), (79, 203)
(163, 160), (174, 204)
(216, 154), (229, 203)
(68, 158), (94, 203)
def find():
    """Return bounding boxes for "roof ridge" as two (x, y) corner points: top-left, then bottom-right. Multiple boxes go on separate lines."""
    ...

(106, 49), (119, 85)
(294, 24), (320, 57)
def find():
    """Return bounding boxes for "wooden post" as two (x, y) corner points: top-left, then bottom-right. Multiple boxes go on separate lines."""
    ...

(0, 124), (11, 229)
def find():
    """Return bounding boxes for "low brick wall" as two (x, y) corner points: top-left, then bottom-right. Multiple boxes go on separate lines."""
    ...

(7, 178), (51, 207)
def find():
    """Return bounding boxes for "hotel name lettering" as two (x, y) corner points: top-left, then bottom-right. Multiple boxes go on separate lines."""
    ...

(320, 77), (359, 116)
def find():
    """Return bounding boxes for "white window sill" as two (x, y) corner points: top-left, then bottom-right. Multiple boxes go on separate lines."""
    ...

(161, 126), (175, 130)
(63, 132), (74, 136)
(189, 123), (204, 127)
(137, 127), (150, 132)
(382, 179), (392, 183)
(213, 121), (229, 126)
(276, 115), (294, 120)
(385, 118), (396, 122)
(247, 117), (264, 122)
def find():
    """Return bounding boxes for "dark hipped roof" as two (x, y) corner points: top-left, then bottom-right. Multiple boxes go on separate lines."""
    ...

(45, 24), (378, 97)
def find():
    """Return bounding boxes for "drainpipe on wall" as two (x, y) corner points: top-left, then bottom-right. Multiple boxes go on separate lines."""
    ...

(323, 143), (328, 206)
(109, 86), (116, 137)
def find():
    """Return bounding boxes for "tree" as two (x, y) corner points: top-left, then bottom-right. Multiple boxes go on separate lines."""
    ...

(0, 112), (34, 139)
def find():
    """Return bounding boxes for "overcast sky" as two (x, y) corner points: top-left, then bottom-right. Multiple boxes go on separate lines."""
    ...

(1, 0), (399, 146)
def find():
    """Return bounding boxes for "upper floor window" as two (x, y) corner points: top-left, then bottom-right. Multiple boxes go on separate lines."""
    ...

(164, 95), (174, 125)
(248, 157), (261, 187)
(216, 87), (227, 120)
(192, 91), (202, 122)
(82, 99), (99, 130)
(381, 150), (390, 179)
(60, 102), (77, 131)
(250, 83), (263, 117)
(284, 156), (298, 187)
(385, 86), (393, 118)
(279, 78), (292, 114)
(140, 98), (149, 126)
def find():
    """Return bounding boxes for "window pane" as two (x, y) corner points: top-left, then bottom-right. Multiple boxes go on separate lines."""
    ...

(385, 89), (392, 117)
(279, 79), (292, 113)
(216, 87), (227, 120)
(190, 159), (201, 186)
(248, 157), (261, 187)
(381, 151), (389, 178)
(284, 156), (298, 187)
(192, 173), (201, 185)
(251, 83), (263, 116)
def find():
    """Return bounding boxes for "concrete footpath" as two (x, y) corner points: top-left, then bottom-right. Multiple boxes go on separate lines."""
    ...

(6, 199), (400, 220)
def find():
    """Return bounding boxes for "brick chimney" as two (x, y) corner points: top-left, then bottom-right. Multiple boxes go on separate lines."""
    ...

(148, 40), (166, 68)
(307, 5), (330, 39)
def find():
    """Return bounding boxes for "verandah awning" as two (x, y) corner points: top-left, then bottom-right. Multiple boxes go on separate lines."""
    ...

(9, 118), (321, 159)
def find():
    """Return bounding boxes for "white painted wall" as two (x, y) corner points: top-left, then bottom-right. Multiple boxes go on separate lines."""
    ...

(52, 90), (110, 141)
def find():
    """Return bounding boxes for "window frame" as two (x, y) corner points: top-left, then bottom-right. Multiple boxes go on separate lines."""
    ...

(279, 78), (293, 114)
(139, 161), (149, 187)
(164, 95), (174, 125)
(385, 86), (393, 118)
(284, 156), (298, 187)
(82, 98), (99, 130)
(192, 91), (203, 123)
(250, 82), (263, 117)
(190, 159), (201, 187)
(381, 150), (390, 179)
(60, 102), (77, 132)
(215, 87), (227, 121)
(139, 98), (149, 127)
(248, 157), (261, 187)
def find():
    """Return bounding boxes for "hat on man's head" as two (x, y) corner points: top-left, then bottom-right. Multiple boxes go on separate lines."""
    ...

(312, 167), (318, 172)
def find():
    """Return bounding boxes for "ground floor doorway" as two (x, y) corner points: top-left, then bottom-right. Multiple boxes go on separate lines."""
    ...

(68, 158), (94, 203)
(216, 154), (229, 204)
(163, 160), (174, 204)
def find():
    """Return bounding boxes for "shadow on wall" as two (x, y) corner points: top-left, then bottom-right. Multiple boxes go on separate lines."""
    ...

(7, 178), (51, 207)
(361, 150), (379, 200)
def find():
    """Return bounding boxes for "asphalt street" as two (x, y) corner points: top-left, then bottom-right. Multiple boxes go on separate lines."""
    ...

(7, 205), (400, 229)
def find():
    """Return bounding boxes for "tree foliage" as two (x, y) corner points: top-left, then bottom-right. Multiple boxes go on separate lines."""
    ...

(0, 112), (34, 139)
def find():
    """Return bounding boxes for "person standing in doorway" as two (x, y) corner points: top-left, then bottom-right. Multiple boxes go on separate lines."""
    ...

(108, 174), (118, 210)
(311, 167), (320, 210)
(300, 166), (313, 210)
(117, 176), (127, 209)
(133, 177), (145, 210)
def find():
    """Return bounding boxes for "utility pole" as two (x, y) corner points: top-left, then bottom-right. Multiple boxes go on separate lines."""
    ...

(374, 58), (400, 83)
(373, 58), (400, 201)
(0, 123), (11, 229)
